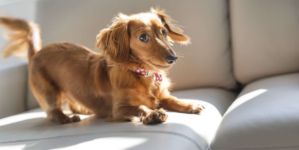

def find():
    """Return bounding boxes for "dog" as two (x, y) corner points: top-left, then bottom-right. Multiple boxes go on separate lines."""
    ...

(0, 8), (204, 125)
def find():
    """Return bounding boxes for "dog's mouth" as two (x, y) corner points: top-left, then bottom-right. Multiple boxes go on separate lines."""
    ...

(130, 54), (172, 70)
(149, 62), (171, 69)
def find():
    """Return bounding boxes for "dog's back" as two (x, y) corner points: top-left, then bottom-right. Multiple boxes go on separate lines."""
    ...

(30, 42), (96, 91)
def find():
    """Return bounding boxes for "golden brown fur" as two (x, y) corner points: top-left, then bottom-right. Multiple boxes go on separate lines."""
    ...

(0, 8), (204, 125)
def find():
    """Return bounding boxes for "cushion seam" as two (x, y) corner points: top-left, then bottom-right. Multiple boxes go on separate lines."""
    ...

(0, 130), (202, 150)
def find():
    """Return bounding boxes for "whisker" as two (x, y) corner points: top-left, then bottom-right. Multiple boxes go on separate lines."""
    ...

(177, 55), (184, 58)
(175, 52), (185, 58)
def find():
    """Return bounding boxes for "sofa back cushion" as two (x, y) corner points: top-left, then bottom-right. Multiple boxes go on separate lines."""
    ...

(231, 0), (299, 84)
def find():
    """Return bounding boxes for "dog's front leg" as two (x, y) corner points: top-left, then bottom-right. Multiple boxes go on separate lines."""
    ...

(112, 105), (168, 125)
(159, 96), (205, 114)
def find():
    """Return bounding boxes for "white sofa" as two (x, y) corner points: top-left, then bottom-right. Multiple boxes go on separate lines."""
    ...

(0, 0), (298, 150)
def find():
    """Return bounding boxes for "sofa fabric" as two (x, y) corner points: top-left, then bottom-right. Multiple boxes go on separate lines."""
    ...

(0, 88), (236, 150)
(211, 73), (299, 150)
(231, 0), (299, 84)
(0, 63), (27, 119)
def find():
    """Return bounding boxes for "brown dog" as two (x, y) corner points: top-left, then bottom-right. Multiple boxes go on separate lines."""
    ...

(0, 8), (204, 124)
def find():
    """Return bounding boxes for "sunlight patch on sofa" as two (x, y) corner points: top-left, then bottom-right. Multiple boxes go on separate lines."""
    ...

(0, 112), (46, 126)
(0, 144), (26, 150)
(0, 109), (93, 126)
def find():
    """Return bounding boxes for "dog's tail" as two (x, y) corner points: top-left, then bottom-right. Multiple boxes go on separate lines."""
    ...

(0, 17), (41, 62)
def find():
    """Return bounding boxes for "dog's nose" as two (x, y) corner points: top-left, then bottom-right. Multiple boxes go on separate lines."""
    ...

(165, 55), (178, 64)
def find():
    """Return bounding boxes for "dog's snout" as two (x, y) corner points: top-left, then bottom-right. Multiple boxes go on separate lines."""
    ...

(165, 55), (178, 64)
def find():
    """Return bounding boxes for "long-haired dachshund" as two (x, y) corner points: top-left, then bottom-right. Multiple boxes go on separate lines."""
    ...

(0, 8), (204, 124)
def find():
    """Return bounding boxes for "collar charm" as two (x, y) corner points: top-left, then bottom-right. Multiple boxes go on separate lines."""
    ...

(131, 67), (162, 82)
(155, 73), (162, 82)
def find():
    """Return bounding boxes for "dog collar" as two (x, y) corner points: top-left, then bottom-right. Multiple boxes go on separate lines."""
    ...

(131, 66), (162, 82)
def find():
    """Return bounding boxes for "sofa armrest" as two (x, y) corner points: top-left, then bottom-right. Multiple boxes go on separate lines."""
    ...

(0, 63), (27, 119)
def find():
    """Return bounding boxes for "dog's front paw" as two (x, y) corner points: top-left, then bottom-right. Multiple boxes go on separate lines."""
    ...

(71, 115), (81, 122)
(55, 115), (81, 124)
(189, 104), (205, 114)
(142, 109), (168, 125)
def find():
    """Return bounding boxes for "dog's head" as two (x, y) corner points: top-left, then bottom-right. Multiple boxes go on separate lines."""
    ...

(96, 8), (190, 71)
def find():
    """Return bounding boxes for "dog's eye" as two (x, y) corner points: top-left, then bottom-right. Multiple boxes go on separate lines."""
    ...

(139, 34), (150, 42)
(162, 29), (167, 37)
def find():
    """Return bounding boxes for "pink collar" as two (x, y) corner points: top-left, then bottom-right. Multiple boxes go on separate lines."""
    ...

(131, 66), (162, 82)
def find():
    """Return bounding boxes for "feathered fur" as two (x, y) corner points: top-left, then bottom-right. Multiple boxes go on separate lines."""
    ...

(0, 17), (41, 60)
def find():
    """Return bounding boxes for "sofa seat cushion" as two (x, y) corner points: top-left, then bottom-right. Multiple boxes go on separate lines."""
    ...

(0, 88), (236, 150)
(211, 73), (299, 150)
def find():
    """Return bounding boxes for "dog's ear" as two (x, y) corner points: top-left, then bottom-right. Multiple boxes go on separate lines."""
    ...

(96, 14), (130, 63)
(151, 8), (190, 44)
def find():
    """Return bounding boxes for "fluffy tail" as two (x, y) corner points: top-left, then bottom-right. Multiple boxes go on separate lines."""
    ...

(0, 17), (41, 61)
